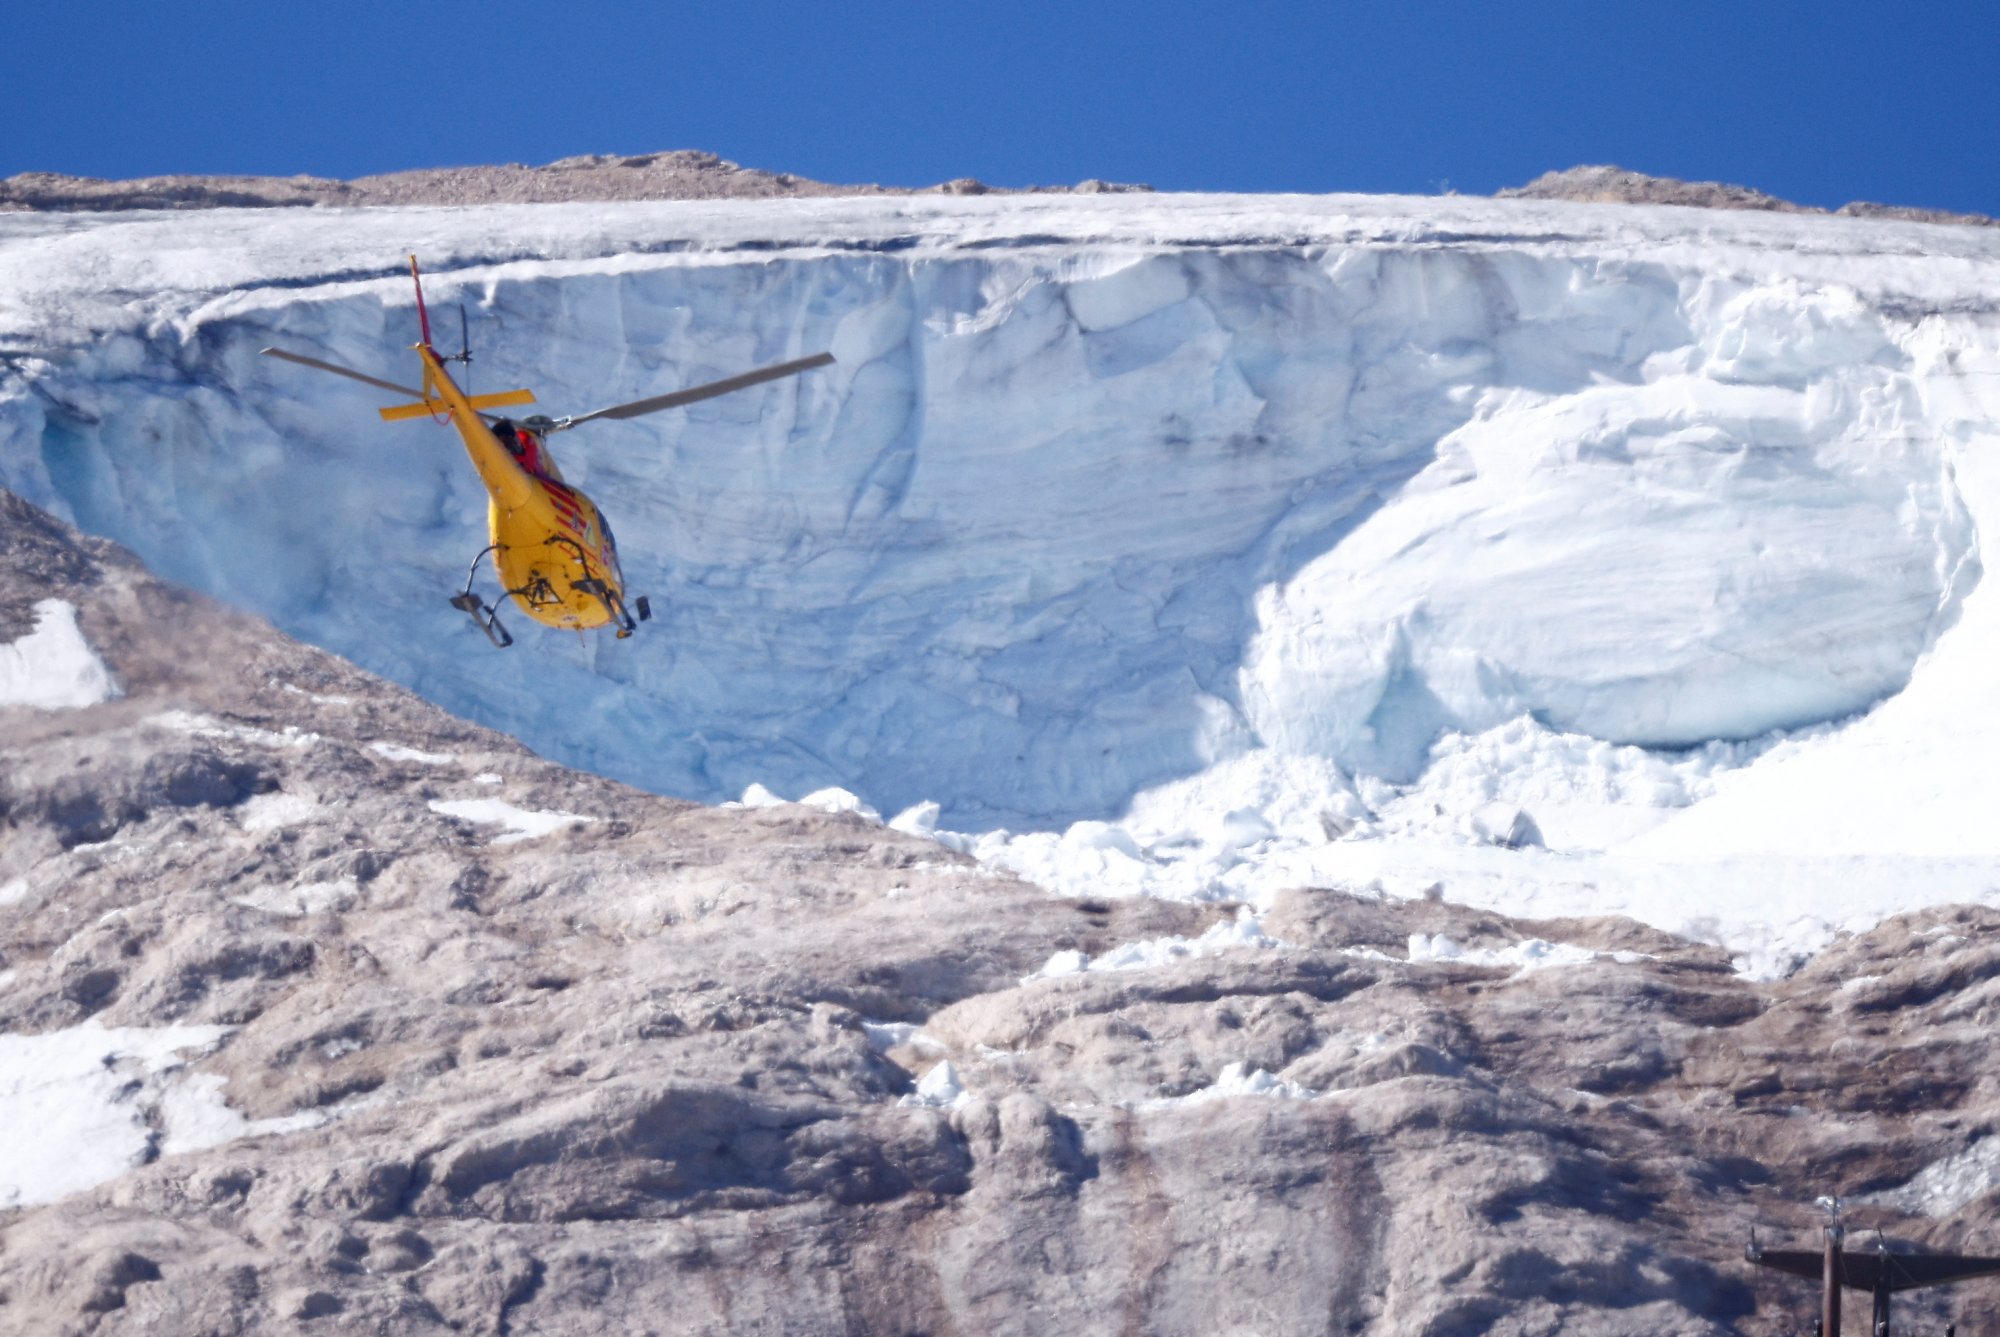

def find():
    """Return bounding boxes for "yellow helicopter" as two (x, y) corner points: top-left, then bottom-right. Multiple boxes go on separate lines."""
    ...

(262, 257), (833, 647)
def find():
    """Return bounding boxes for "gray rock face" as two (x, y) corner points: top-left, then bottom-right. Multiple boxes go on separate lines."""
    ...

(1500, 163), (1996, 228)
(0, 151), (1155, 212)
(4, 488), (2000, 1334)
(0, 151), (888, 212)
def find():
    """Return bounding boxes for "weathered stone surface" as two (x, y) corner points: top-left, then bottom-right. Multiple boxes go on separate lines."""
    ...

(1500, 163), (1995, 228)
(4, 487), (2000, 1334)
(0, 151), (1154, 213)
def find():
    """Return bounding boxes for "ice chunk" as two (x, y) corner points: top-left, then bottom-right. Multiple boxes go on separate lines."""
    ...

(898, 1059), (971, 1109)
(1465, 802), (1542, 849)
(1146, 1061), (1321, 1107)
(1029, 949), (1090, 980)
(889, 800), (941, 836)
(798, 788), (882, 822)
(1406, 933), (1638, 973)
(1021, 909), (1278, 983)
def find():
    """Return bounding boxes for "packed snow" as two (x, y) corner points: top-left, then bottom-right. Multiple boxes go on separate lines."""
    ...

(7, 192), (2000, 972)
(428, 797), (594, 844)
(369, 741), (457, 765)
(0, 1019), (317, 1208)
(861, 1020), (944, 1055)
(0, 599), (118, 710)
(1404, 932), (1650, 974)
(150, 710), (318, 750)
(1859, 1137), (2000, 1218)
(1022, 907), (1280, 983)
(1144, 1061), (1322, 1108)
(157, 1072), (326, 1156)
(230, 876), (360, 917)
(236, 790), (319, 832)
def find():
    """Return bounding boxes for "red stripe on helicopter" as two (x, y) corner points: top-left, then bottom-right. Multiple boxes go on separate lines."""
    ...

(541, 482), (590, 538)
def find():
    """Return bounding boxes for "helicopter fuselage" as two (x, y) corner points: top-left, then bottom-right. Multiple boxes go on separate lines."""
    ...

(415, 345), (629, 633)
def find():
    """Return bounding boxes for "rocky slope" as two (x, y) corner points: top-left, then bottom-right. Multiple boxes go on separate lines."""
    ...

(5, 151), (1985, 232)
(1500, 163), (1996, 227)
(3, 489), (2000, 1334)
(0, 150), (1150, 212)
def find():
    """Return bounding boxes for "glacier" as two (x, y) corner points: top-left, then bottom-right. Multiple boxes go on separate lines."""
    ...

(5, 192), (2000, 970)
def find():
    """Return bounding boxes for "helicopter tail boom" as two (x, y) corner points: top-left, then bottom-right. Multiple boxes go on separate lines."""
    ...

(378, 387), (536, 421)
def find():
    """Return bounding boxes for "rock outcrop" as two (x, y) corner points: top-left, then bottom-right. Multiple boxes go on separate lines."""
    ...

(0, 151), (1152, 212)
(4, 489), (2000, 1334)
(1501, 163), (1995, 227)
(6, 152), (1984, 229)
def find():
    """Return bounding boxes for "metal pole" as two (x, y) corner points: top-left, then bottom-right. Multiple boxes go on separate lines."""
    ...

(1823, 1221), (1843, 1337)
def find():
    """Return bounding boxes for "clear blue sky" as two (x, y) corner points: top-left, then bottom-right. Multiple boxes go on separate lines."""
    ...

(8, 0), (1997, 215)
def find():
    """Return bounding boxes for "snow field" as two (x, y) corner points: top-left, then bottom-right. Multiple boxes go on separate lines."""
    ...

(0, 1020), (318, 1208)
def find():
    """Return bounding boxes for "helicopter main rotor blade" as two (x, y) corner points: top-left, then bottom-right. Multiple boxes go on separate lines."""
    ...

(261, 345), (509, 423)
(559, 351), (835, 430)
(260, 347), (427, 401)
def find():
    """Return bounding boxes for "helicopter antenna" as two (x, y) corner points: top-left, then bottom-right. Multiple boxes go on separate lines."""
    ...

(446, 303), (473, 398)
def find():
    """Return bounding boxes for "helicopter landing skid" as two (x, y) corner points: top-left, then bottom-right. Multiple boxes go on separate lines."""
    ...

(451, 546), (514, 648)
(449, 592), (513, 648)
(573, 577), (637, 639)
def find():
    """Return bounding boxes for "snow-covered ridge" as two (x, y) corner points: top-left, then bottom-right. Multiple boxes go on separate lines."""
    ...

(6, 193), (2000, 967)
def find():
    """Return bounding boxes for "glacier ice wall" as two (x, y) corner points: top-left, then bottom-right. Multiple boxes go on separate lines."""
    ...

(0, 197), (1993, 827)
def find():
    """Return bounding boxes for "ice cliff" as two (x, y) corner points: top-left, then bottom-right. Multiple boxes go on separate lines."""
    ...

(4, 193), (2000, 964)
